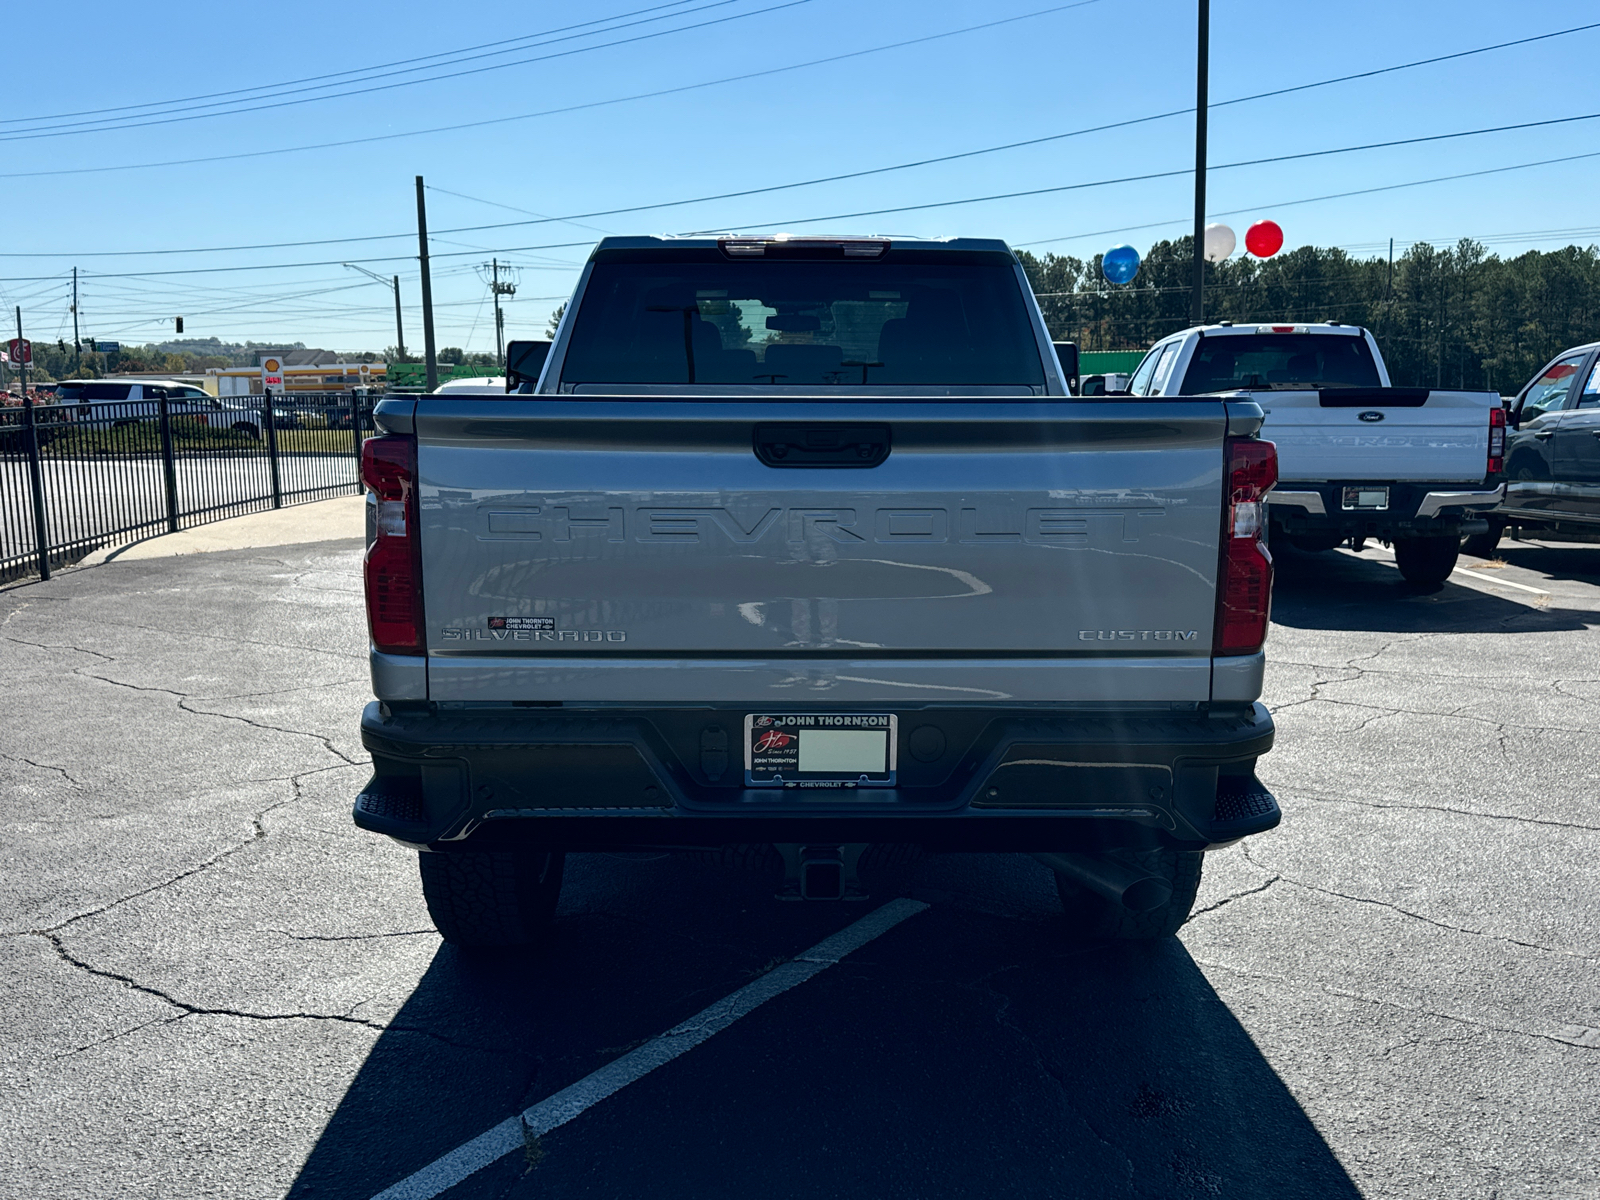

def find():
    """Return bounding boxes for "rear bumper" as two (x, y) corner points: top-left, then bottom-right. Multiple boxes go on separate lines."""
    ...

(1269, 481), (1502, 537)
(352, 701), (1278, 852)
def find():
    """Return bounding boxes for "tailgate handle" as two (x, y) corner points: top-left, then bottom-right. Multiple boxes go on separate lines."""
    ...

(1317, 387), (1430, 408)
(754, 423), (890, 468)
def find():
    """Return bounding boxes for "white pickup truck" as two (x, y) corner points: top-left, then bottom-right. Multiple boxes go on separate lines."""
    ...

(352, 234), (1283, 950)
(1126, 323), (1505, 585)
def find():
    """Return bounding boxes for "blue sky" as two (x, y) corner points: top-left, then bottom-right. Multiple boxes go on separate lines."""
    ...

(3, 0), (1596, 355)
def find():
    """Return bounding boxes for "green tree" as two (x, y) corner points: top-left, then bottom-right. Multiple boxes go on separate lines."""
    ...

(1018, 238), (1600, 391)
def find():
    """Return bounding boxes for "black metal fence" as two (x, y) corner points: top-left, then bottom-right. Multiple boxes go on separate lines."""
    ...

(0, 389), (378, 584)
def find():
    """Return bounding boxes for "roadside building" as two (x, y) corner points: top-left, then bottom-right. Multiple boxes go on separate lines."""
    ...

(209, 350), (387, 396)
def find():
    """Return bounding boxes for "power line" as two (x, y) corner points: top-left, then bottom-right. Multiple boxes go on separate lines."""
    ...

(1016, 148), (1600, 250)
(7, 16), (1593, 261)
(686, 111), (1600, 232)
(5, 118), (1596, 287)
(0, 0), (704, 127)
(426, 185), (616, 236)
(0, 1), (1101, 180)
(0, 242), (596, 284)
(1335, 224), (1600, 253)
(0, 0), (809, 143)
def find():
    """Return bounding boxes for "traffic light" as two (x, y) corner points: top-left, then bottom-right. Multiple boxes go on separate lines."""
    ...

(175, 316), (184, 334)
(58, 340), (66, 353)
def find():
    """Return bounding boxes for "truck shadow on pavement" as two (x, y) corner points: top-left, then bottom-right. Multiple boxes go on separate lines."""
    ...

(1270, 543), (1598, 634)
(1491, 540), (1600, 586)
(288, 853), (1361, 1200)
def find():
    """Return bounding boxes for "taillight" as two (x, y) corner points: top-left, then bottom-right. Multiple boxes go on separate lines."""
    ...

(1216, 437), (1277, 657)
(1487, 405), (1506, 477)
(361, 435), (425, 656)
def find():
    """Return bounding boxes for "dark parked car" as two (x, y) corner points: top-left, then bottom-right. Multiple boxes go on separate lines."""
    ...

(1466, 341), (1600, 555)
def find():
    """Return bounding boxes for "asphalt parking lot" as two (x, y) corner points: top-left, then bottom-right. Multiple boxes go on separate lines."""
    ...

(3, 528), (1597, 1200)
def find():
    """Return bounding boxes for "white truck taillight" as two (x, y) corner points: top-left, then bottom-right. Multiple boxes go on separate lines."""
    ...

(1487, 405), (1506, 477)
(1216, 438), (1277, 657)
(361, 435), (425, 656)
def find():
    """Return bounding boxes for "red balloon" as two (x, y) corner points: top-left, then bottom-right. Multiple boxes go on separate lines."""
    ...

(1246, 219), (1284, 258)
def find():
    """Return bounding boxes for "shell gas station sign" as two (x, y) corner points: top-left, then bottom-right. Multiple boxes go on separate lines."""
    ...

(262, 358), (283, 387)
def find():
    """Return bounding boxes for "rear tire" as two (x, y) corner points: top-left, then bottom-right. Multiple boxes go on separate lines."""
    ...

(1393, 535), (1460, 586)
(1052, 848), (1203, 940)
(418, 848), (565, 948)
(1461, 517), (1506, 558)
(232, 422), (260, 440)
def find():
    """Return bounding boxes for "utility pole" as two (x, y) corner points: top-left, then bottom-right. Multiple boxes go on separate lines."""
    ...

(493, 259), (503, 368)
(71, 267), (80, 372)
(341, 263), (405, 361)
(415, 175), (438, 391)
(392, 275), (406, 361)
(15, 306), (26, 396)
(488, 258), (517, 369)
(1386, 238), (1394, 302)
(1190, 0), (1209, 326)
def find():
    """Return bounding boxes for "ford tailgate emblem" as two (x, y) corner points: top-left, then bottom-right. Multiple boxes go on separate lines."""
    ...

(1358, 410), (1385, 423)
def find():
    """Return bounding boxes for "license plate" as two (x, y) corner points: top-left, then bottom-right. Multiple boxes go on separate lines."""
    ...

(1342, 486), (1389, 511)
(745, 714), (898, 788)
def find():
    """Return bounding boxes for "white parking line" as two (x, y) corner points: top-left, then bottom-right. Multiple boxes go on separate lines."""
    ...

(1340, 546), (1551, 596)
(369, 897), (930, 1200)
(1451, 567), (1549, 595)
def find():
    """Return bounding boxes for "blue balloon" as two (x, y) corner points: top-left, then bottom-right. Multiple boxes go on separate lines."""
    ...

(1102, 244), (1141, 285)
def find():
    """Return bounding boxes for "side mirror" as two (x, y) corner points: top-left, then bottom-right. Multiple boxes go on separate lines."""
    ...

(505, 340), (552, 393)
(1080, 374), (1107, 397)
(1052, 341), (1080, 394)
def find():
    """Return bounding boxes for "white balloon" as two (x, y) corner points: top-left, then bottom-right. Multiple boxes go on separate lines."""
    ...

(1203, 222), (1237, 263)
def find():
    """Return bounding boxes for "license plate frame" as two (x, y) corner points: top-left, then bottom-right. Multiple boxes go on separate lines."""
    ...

(744, 713), (898, 789)
(1342, 485), (1390, 511)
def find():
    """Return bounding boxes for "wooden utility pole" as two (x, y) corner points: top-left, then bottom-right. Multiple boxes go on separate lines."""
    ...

(1190, 0), (1209, 326)
(416, 176), (438, 391)
(489, 258), (516, 369)
(392, 275), (406, 362)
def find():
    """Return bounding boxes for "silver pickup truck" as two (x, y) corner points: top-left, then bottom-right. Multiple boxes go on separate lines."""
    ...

(352, 235), (1281, 948)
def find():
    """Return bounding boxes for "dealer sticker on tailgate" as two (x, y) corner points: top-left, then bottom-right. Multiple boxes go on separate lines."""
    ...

(745, 714), (898, 788)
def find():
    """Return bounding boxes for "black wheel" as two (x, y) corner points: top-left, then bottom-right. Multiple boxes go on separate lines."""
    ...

(418, 848), (565, 948)
(231, 422), (260, 439)
(1461, 516), (1506, 558)
(1505, 455), (1545, 483)
(1393, 535), (1460, 586)
(1053, 848), (1203, 940)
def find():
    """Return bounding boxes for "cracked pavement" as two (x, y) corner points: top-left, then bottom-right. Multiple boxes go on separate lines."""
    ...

(2, 533), (1597, 1200)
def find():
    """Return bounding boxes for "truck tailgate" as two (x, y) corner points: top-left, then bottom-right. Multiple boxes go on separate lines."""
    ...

(1261, 388), (1492, 482)
(413, 399), (1231, 705)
